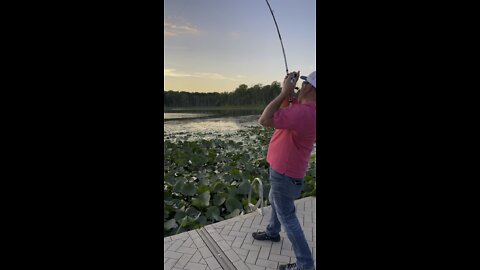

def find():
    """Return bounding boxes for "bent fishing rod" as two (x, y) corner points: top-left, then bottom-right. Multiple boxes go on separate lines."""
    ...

(265, 0), (298, 89)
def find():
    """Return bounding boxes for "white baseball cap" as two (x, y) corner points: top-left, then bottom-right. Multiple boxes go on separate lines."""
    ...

(300, 71), (316, 88)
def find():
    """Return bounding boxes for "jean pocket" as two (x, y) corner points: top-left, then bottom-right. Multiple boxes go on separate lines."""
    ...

(290, 179), (303, 199)
(291, 178), (303, 186)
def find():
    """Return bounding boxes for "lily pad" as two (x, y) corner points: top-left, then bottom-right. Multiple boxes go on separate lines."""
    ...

(225, 197), (243, 212)
(185, 207), (201, 217)
(178, 215), (196, 227)
(212, 194), (226, 206)
(181, 182), (196, 196)
(191, 191), (210, 209)
(196, 184), (210, 195)
(211, 181), (226, 193)
(206, 206), (221, 221)
(225, 209), (241, 219)
(164, 219), (177, 230)
(196, 215), (208, 225)
(174, 211), (187, 220)
(172, 181), (184, 193)
(236, 181), (251, 195)
(164, 125), (316, 237)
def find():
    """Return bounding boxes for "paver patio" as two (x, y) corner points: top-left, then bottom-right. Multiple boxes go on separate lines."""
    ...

(164, 196), (316, 270)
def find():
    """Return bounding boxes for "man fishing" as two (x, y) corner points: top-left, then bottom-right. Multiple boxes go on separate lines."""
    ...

(255, 70), (317, 270)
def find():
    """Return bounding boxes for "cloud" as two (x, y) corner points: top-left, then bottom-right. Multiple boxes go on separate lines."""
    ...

(164, 69), (237, 81)
(164, 69), (192, 77)
(194, 72), (233, 80)
(228, 32), (241, 39)
(164, 19), (199, 37)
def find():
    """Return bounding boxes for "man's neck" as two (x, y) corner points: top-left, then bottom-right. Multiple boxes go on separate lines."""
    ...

(299, 97), (316, 104)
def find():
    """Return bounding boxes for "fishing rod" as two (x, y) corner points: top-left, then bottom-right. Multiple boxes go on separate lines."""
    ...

(265, 0), (289, 75)
(265, 0), (298, 89)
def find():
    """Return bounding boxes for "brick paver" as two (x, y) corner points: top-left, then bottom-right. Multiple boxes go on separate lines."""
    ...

(164, 196), (316, 270)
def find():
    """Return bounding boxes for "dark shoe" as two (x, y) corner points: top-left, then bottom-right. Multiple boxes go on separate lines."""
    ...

(252, 231), (280, 242)
(278, 263), (298, 270)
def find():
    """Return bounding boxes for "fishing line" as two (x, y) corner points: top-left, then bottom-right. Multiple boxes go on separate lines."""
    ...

(265, 0), (299, 90)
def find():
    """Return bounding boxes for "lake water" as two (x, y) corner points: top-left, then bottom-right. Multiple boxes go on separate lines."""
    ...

(164, 108), (263, 135)
(164, 114), (260, 135)
(164, 113), (214, 120)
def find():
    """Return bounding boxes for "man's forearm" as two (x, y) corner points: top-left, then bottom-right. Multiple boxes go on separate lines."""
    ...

(258, 93), (288, 127)
(280, 95), (291, 108)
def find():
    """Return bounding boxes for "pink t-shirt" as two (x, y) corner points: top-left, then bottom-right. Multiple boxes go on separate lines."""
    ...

(266, 100), (316, 178)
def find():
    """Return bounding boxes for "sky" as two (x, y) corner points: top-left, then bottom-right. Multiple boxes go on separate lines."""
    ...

(164, 0), (316, 93)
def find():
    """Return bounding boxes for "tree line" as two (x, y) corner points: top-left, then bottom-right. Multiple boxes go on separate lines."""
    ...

(164, 81), (282, 107)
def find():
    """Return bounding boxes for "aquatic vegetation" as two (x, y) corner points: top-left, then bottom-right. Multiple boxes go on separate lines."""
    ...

(164, 126), (316, 236)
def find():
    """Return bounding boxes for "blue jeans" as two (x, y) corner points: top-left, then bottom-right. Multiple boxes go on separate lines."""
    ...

(266, 168), (314, 270)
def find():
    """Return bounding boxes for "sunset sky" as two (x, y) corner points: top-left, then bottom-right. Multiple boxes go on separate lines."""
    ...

(164, 0), (316, 93)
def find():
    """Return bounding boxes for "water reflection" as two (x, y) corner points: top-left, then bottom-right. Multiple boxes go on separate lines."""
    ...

(164, 108), (263, 121)
(163, 113), (212, 120)
(164, 108), (262, 141)
(164, 115), (260, 135)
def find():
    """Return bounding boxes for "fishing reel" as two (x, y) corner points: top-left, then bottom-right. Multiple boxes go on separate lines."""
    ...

(291, 72), (299, 91)
(288, 74), (300, 92)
